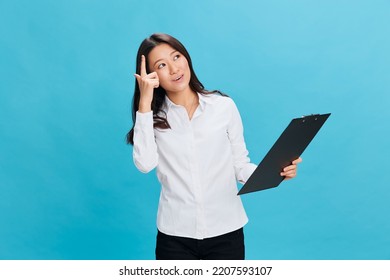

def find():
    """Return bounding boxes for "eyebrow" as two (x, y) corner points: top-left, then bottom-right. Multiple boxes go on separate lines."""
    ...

(153, 50), (178, 68)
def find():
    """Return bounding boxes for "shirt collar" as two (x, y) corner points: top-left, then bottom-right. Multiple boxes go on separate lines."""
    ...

(164, 92), (216, 111)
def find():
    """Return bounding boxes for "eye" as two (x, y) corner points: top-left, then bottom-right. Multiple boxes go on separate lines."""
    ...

(173, 54), (180, 61)
(157, 63), (166, 69)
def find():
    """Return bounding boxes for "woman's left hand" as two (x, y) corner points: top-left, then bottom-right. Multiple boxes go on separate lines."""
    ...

(280, 157), (302, 180)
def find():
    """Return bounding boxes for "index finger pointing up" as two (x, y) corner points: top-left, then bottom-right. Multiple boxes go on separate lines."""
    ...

(140, 55), (147, 77)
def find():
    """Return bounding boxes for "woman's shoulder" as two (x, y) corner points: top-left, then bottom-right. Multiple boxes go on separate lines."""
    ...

(201, 91), (235, 105)
(199, 92), (240, 117)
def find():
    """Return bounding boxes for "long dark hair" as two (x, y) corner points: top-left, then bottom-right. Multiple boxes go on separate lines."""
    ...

(126, 33), (224, 145)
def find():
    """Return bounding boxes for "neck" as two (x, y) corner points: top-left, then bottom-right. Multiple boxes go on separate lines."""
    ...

(166, 88), (197, 107)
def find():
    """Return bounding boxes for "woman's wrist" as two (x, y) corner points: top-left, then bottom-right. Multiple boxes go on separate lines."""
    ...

(138, 100), (152, 113)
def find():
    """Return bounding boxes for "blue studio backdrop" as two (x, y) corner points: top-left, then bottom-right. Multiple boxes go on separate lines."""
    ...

(0, 0), (389, 260)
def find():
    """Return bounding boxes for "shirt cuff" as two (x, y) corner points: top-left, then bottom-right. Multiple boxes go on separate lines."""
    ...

(135, 111), (153, 126)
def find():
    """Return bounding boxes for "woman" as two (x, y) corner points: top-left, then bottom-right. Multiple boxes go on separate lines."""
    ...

(126, 33), (301, 260)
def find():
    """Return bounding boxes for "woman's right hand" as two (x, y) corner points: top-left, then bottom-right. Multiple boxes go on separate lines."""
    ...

(134, 55), (159, 112)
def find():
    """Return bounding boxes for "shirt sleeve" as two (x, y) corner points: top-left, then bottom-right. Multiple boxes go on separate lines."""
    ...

(132, 111), (158, 173)
(226, 99), (257, 184)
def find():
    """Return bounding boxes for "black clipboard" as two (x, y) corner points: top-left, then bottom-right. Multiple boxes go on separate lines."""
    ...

(238, 113), (331, 195)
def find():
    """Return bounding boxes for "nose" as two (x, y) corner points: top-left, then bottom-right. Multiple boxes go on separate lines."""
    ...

(169, 63), (179, 75)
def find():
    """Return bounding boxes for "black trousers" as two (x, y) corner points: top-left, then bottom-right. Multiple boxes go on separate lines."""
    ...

(155, 228), (245, 260)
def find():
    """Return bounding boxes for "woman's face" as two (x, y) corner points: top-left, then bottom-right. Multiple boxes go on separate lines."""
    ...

(147, 43), (191, 95)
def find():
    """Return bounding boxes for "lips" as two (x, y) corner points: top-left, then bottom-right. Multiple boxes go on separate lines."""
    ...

(172, 74), (183, 82)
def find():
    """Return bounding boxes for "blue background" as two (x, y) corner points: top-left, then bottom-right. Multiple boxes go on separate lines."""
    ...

(1, 0), (389, 260)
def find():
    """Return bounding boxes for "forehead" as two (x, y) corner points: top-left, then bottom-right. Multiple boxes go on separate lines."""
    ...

(148, 43), (177, 64)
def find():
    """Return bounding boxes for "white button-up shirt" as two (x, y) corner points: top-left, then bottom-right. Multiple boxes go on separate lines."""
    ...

(133, 93), (257, 239)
